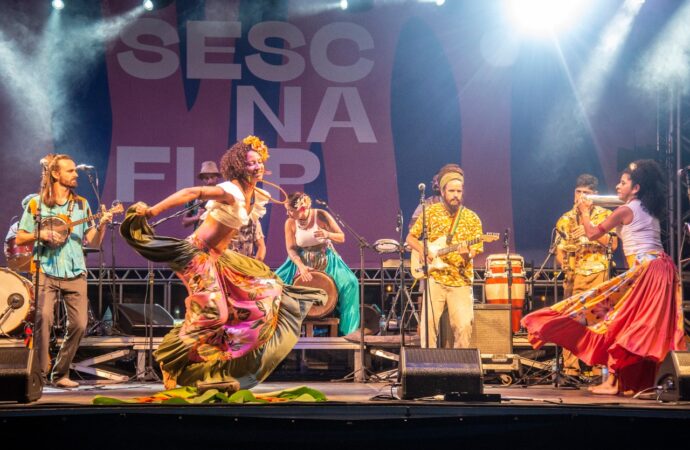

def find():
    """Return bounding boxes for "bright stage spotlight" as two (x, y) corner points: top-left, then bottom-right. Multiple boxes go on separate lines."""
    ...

(51, 0), (65, 10)
(506, 0), (593, 36)
(340, 0), (348, 10)
(436, 0), (446, 5)
(143, 0), (154, 11)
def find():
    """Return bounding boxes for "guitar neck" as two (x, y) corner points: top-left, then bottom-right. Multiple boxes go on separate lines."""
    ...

(69, 211), (104, 227)
(438, 236), (482, 257)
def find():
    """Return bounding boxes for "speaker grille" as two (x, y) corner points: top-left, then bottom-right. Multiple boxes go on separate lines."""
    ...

(400, 348), (483, 399)
(675, 352), (690, 376)
(469, 304), (512, 354)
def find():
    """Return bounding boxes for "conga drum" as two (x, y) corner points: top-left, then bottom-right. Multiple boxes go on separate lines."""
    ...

(293, 271), (339, 319)
(0, 267), (34, 336)
(484, 254), (526, 333)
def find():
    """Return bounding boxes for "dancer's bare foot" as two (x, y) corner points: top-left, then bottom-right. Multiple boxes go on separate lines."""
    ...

(161, 363), (177, 390)
(590, 374), (618, 395)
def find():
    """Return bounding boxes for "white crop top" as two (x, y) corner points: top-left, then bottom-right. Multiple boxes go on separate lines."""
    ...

(295, 210), (329, 248)
(203, 182), (269, 229)
(617, 199), (663, 256)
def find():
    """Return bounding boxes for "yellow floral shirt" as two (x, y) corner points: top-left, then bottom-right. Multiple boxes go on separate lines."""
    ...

(556, 205), (613, 277)
(409, 203), (483, 287)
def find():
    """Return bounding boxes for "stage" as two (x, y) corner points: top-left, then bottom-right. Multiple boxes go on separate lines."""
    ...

(1, 379), (689, 449)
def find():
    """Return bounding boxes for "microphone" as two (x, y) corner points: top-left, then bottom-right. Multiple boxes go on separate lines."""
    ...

(76, 164), (95, 171)
(418, 183), (426, 193)
(555, 228), (567, 240)
(39, 157), (49, 169)
(315, 199), (327, 206)
(395, 209), (402, 233)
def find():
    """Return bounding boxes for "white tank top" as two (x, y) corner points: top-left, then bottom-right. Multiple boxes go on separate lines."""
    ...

(617, 199), (663, 256)
(295, 210), (328, 248)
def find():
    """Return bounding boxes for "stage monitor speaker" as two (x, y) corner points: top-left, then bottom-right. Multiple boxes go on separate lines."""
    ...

(469, 304), (512, 355)
(114, 303), (175, 337)
(400, 348), (483, 400)
(656, 351), (690, 402)
(0, 347), (43, 403)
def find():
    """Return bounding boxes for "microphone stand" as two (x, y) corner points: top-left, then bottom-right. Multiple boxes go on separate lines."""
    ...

(84, 169), (104, 333)
(31, 167), (48, 390)
(504, 228), (513, 335)
(317, 199), (376, 383)
(419, 189), (433, 348)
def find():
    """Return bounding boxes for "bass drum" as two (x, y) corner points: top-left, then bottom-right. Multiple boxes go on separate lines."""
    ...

(293, 270), (339, 319)
(0, 267), (34, 336)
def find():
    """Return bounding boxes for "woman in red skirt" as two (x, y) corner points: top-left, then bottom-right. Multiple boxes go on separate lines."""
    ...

(522, 159), (686, 395)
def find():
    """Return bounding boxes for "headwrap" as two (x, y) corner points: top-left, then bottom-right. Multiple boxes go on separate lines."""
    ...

(439, 171), (464, 190)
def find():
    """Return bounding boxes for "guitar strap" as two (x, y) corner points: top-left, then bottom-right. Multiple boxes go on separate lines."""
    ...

(446, 206), (464, 245)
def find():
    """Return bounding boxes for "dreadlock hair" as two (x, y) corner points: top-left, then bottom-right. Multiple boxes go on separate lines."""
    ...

(41, 153), (74, 208)
(622, 159), (666, 221)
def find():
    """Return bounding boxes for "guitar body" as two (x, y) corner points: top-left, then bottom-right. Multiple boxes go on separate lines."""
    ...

(410, 236), (451, 279)
(410, 233), (500, 279)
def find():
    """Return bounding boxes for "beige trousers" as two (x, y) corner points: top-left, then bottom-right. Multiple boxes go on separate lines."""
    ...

(420, 279), (474, 349)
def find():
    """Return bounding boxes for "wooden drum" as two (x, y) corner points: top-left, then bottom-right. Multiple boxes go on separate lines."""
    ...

(293, 270), (339, 319)
(484, 254), (526, 333)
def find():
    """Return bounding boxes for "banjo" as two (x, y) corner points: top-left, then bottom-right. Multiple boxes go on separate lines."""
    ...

(40, 202), (123, 248)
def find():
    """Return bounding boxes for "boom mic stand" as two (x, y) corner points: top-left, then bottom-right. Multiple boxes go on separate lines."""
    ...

(419, 188), (433, 348)
(83, 168), (105, 335)
(316, 199), (378, 383)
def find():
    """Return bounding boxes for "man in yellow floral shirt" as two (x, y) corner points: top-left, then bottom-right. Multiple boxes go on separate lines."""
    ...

(555, 174), (617, 375)
(406, 168), (483, 348)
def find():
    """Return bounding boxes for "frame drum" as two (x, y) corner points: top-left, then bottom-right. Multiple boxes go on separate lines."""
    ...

(484, 254), (526, 333)
(0, 268), (34, 336)
(293, 271), (339, 319)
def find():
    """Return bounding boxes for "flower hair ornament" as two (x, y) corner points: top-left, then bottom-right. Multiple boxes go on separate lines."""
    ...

(243, 135), (269, 161)
(294, 194), (312, 211)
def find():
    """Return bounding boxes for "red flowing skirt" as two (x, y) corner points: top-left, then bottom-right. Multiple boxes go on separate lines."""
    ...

(522, 252), (686, 393)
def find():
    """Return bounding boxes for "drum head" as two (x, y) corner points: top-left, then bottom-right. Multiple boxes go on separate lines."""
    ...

(293, 271), (339, 319)
(0, 268), (33, 335)
(373, 239), (401, 254)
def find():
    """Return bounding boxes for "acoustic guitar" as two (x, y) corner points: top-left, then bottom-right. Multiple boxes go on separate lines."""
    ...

(40, 202), (123, 248)
(410, 233), (500, 279)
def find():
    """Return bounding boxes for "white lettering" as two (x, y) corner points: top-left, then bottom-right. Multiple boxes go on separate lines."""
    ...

(176, 147), (195, 191)
(310, 22), (374, 83)
(236, 86), (302, 142)
(308, 87), (376, 143)
(246, 21), (306, 82)
(187, 21), (242, 80)
(117, 18), (180, 80)
(264, 148), (320, 198)
(116, 146), (170, 202)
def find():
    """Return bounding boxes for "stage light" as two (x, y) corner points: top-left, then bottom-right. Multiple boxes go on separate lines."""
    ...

(340, 0), (348, 10)
(51, 0), (65, 10)
(435, 0), (445, 5)
(143, 0), (153, 11)
(506, 0), (593, 36)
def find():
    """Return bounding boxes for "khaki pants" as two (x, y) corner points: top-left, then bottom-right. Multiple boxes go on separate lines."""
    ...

(561, 271), (607, 374)
(420, 279), (474, 349)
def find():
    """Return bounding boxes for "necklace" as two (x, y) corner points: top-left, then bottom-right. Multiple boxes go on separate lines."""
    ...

(296, 210), (311, 229)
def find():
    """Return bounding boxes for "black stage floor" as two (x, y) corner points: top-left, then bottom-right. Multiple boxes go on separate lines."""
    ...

(1, 379), (689, 449)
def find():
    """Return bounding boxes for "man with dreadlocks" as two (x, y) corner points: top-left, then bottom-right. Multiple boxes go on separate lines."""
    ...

(120, 136), (325, 392)
(16, 153), (113, 388)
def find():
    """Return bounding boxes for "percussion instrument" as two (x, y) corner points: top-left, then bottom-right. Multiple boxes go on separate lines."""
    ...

(373, 239), (403, 254)
(582, 194), (624, 207)
(293, 270), (339, 319)
(484, 254), (526, 333)
(0, 267), (34, 336)
(5, 237), (33, 272)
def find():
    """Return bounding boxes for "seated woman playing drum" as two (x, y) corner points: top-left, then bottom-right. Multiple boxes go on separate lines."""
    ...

(275, 192), (360, 336)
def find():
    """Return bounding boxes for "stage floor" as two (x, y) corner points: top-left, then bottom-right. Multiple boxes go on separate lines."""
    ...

(3, 379), (687, 408)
